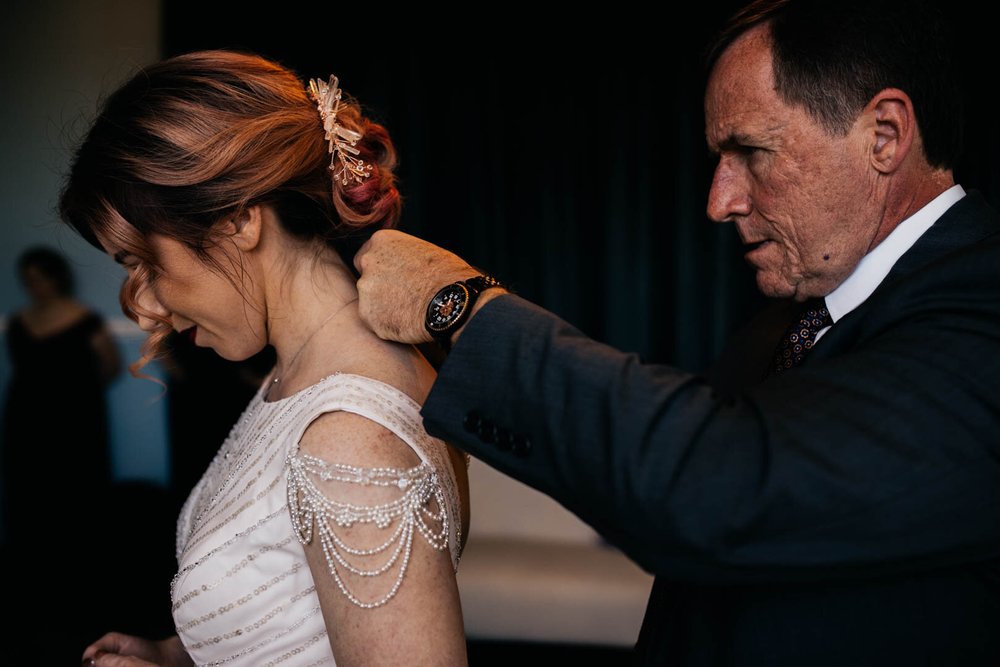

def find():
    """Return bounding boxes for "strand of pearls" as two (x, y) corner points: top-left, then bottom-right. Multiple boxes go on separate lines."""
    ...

(287, 455), (449, 608)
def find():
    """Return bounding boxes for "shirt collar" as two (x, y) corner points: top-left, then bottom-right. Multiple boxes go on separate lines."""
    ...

(825, 184), (966, 323)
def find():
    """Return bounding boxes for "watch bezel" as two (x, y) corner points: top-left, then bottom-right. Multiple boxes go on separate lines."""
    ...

(425, 281), (473, 336)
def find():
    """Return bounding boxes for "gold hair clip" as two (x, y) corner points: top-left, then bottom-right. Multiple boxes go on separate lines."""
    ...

(307, 75), (374, 185)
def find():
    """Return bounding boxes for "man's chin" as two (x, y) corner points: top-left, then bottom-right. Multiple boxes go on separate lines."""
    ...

(754, 272), (797, 300)
(757, 275), (839, 303)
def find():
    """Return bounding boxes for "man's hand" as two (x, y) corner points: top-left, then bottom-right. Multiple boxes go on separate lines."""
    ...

(354, 230), (485, 344)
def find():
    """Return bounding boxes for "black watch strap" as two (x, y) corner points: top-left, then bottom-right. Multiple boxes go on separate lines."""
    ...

(463, 274), (506, 296)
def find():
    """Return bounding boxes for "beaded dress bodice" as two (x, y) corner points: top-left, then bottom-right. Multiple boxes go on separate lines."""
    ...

(171, 373), (463, 666)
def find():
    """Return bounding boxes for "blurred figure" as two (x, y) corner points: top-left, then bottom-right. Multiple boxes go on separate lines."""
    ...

(1, 246), (132, 663)
(2, 245), (121, 545)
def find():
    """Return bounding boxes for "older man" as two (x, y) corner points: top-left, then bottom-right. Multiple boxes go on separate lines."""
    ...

(355, 0), (1000, 664)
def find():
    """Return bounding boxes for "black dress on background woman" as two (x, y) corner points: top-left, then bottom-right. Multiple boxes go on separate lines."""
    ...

(2, 310), (113, 544)
(1, 247), (179, 664)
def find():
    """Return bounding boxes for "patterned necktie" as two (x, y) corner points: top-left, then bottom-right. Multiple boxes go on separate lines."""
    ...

(766, 298), (832, 376)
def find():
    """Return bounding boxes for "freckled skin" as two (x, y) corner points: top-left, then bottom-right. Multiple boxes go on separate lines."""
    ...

(704, 25), (883, 301)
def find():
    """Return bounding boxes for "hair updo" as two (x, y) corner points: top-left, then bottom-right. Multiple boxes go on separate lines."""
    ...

(59, 50), (401, 370)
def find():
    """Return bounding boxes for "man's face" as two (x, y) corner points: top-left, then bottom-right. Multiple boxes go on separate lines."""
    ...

(704, 24), (880, 301)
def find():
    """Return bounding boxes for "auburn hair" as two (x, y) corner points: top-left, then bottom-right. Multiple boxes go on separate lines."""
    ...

(59, 50), (401, 374)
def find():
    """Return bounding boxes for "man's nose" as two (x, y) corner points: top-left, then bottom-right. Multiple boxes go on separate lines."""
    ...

(706, 158), (751, 222)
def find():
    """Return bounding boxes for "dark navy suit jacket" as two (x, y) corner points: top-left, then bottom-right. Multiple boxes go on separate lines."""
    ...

(422, 192), (1000, 665)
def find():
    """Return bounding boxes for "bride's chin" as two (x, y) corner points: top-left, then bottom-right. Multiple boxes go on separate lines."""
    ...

(216, 341), (270, 363)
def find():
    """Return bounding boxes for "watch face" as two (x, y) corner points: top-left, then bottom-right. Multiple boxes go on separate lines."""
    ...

(426, 283), (471, 333)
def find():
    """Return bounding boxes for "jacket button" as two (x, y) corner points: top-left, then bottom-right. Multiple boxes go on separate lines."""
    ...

(478, 420), (497, 443)
(511, 434), (532, 456)
(463, 411), (482, 433)
(495, 429), (513, 451)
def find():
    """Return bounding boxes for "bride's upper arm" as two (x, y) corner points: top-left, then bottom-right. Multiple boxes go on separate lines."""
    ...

(290, 410), (467, 667)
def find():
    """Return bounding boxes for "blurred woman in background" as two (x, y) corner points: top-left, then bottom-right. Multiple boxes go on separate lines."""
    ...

(3, 245), (120, 546)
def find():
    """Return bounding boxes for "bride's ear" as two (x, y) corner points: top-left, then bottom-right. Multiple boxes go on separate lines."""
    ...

(218, 205), (263, 252)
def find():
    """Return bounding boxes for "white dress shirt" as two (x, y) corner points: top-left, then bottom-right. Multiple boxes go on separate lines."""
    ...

(816, 184), (966, 341)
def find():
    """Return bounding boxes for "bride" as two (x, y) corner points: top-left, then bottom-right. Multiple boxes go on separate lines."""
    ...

(62, 50), (469, 666)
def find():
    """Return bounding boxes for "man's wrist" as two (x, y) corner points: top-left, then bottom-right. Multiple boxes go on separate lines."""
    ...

(449, 287), (507, 346)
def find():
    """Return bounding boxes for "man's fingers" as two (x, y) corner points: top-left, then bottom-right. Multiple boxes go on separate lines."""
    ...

(354, 276), (372, 324)
(355, 229), (406, 274)
(353, 239), (371, 274)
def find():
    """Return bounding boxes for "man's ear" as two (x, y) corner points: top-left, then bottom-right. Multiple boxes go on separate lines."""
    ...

(218, 205), (263, 251)
(868, 88), (916, 174)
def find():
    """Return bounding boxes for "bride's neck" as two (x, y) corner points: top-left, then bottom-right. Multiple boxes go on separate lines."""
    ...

(264, 243), (361, 372)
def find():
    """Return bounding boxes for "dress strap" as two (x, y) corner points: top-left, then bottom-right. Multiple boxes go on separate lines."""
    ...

(283, 373), (464, 608)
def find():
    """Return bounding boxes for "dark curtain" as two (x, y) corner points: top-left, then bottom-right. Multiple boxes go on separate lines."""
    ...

(162, 3), (1000, 372)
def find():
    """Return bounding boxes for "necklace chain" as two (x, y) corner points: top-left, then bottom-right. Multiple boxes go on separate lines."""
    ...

(269, 298), (357, 395)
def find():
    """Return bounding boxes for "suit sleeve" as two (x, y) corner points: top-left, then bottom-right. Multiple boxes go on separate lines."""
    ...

(421, 291), (1000, 584)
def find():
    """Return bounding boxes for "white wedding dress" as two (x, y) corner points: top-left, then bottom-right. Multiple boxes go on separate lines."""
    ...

(171, 373), (464, 666)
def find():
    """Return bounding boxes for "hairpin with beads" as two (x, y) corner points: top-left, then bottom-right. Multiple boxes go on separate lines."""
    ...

(307, 75), (374, 185)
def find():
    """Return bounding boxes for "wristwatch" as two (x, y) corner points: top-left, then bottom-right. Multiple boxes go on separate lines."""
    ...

(425, 274), (506, 345)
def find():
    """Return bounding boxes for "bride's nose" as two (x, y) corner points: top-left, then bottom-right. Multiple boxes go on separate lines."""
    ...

(134, 284), (170, 332)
